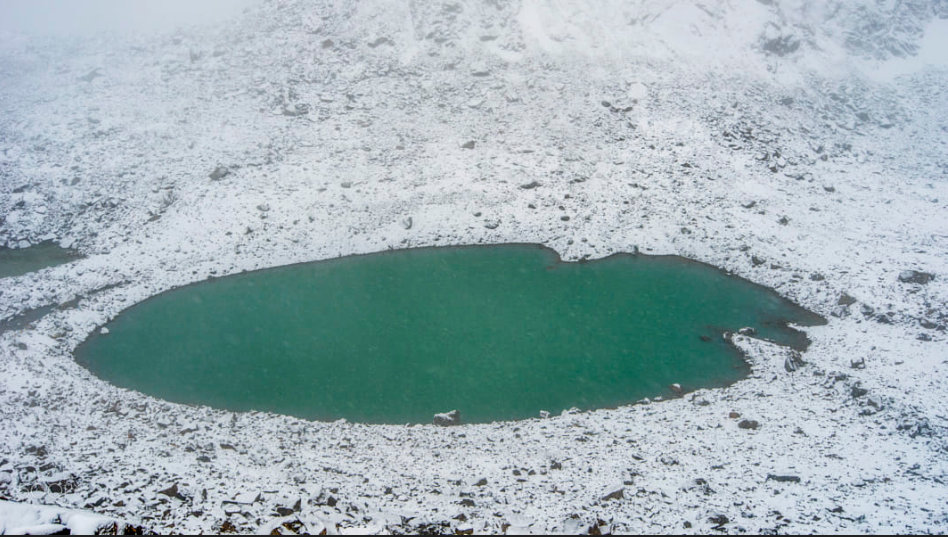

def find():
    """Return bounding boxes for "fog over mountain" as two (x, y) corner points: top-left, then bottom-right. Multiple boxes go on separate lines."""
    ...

(1, 0), (947, 534)
(0, 0), (261, 35)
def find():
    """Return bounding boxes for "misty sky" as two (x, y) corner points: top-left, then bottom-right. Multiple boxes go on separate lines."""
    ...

(0, 0), (263, 35)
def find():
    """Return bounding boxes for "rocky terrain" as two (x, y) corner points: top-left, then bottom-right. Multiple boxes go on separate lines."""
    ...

(1, 0), (947, 533)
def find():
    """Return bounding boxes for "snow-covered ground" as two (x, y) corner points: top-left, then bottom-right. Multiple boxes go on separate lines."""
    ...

(1, 0), (947, 533)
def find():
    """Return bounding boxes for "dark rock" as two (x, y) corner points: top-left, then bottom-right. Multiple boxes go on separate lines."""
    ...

(851, 386), (868, 398)
(209, 166), (230, 181)
(728, 412), (741, 419)
(899, 270), (934, 285)
(751, 256), (765, 267)
(276, 507), (295, 517)
(766, 474), (801, 483)
(824, 185), (836, 193)
(918, 333), (933, 342)
(321, 39), (335, 49)
(159, 483), (185, 500)
(520, 181), (540, 189)
(473, 478), (488, 487)
(708, 513), (730, 528)
(838, 293), (857, 307)
(196, 456), (212, 463)
(810, 273), (825, 281)
(601, 486), (624, 501)
(458, 499), (476, 508)
(778, 216), (790, 225)
(461, 141), (476, 150)
(738, 420), (760, 430)
(785, 351), (805, 372)
(433, 410), (461, 427)
(850, 358), (866, 369)
(25, 446), (48, 458)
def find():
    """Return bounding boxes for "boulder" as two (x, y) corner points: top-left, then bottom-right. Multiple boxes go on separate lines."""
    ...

(708, 513), (730, 528)
(433, 410), (461, 427)
(738, 420), (759, 430)
(209, 166), (230, 181)
(766, 474), (801, 483)
(838, 293), (857, 307)
(899, 270), (934, 285)
(601, 486), (624, 502)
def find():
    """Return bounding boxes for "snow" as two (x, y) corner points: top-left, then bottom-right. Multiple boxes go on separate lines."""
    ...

(0, 0), (947, 534)
(0, 501), (124, 535)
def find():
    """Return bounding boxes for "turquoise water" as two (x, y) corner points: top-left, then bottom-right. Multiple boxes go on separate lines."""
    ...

(75, 245), (824, 424)
(0, 242), (81, 279)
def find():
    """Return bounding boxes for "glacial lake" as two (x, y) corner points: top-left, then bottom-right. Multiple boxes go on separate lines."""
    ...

(0, 241), (81, 279)
(75, 245), (824, 424)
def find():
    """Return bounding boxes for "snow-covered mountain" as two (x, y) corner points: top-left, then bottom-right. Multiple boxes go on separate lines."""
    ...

(0, 0), (947, 534)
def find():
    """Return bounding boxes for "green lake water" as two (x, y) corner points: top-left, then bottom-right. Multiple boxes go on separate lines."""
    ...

(0, 242), (81, 279)
(75, 245), (824, 424)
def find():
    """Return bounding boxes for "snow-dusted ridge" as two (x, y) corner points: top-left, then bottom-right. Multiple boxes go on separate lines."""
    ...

(1, 0), (947, 533)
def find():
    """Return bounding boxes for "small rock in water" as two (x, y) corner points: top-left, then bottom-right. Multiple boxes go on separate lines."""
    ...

(100, 327), (110, 335)
(738, 327), (757, 336)
(539, 410), (551, 419)
(433, 409), (461, 427)
(669, 383), (683, 395)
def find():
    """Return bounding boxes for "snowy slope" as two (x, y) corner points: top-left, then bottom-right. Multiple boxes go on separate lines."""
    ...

(1, 0), (947, 534)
